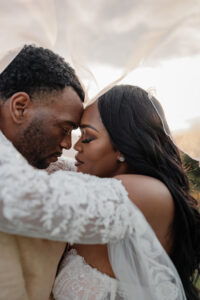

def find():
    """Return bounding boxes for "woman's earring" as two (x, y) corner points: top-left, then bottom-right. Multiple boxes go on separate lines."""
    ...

(118, 155), (125, 162)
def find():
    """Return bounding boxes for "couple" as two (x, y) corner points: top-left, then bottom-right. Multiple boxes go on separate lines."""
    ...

(0, 45), (199, 300)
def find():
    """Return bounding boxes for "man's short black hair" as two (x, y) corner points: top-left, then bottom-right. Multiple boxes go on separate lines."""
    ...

(0, 45), (84, 102)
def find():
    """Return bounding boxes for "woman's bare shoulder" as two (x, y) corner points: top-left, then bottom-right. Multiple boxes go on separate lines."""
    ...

(114, 174), (173, 204)
(114, 174), (174, 249)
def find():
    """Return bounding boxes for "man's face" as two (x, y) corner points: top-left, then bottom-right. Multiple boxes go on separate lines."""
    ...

(14, 87), (83, 169)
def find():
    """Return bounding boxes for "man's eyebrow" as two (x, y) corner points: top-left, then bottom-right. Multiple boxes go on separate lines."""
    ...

(80, 124), (99, 132)
(63, 121), (78, 129)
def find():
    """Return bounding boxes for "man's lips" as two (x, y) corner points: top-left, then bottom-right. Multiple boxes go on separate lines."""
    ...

(75, 155), (84, 167)
(47, 152), (62, 162)
(54, 152), (62, 157)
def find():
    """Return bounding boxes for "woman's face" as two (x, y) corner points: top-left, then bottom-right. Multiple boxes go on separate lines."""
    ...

(74, 101), (124, 177)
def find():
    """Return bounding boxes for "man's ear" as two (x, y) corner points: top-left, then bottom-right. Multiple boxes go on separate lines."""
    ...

(10, 92), (31, 124)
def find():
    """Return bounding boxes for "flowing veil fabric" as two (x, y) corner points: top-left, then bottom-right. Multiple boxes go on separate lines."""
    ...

(108, 213), (186, 299)
(0, 0), (200, 159)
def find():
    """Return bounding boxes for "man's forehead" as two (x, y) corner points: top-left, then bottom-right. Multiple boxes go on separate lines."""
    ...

(54, 101), (83, 128)
(50, 87), (83, 104)
(33, 87), (83, 127)
(49, 87), (83, 108)
(32, 86), (83, 106)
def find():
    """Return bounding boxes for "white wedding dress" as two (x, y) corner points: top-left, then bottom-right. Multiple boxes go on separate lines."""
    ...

(0, 131), (186, 299)
(53, 248), (121, 300)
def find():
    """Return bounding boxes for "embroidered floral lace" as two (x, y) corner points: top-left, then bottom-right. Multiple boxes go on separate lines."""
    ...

(53, 249), (121, 300)
(0, 131), (135, 244)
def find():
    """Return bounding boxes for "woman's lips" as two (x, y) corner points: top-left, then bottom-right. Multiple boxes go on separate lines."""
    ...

(75, 156), (84, 167)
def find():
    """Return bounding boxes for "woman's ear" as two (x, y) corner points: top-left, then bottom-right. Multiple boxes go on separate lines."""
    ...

(10, 92), (31, 124)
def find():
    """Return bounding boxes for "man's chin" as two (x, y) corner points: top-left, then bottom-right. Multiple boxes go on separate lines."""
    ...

(46, 155), (59, 164)
(35, 155), (60, 169)
(29, 158), (49, 169)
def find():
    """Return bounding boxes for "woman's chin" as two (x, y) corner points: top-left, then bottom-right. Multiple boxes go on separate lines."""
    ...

(77, 165), (86, 173)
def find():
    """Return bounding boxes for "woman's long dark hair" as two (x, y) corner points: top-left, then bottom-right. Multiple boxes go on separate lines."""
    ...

(98, 85), (200, 299)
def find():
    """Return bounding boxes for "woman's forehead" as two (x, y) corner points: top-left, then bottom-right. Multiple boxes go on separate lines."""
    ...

(82, 102), (98, 120)
(80, 101), (104, 130)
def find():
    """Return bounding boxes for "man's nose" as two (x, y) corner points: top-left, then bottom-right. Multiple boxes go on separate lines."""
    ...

(60, 134), (72, 150)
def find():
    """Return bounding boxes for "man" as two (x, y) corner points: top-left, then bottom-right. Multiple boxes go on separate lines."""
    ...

(0, 45), (133, 300)
(0, 44), (84, 300)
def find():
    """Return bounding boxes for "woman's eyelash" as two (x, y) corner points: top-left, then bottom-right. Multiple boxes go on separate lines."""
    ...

(82, 138), (94, 144)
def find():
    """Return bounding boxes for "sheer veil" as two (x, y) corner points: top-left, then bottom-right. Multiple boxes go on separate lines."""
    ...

(0, 0), (199, 160)
(108, 210), (187, 299)
(0, 1), (199, 299)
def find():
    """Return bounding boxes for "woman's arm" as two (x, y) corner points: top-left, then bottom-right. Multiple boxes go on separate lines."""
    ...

(0, 131), (135, 244)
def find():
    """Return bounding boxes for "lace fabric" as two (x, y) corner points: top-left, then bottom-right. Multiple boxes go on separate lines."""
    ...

(53, 249), (119, 300)
(0, 131), (187, 299)
(47, 156), (77, 174)
(108, 221), (185, 299)
(0, 130), (135, 244)
(53, 239), (184, 300)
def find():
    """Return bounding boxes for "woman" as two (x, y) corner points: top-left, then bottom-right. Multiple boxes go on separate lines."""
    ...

(53, 85), (200, 299)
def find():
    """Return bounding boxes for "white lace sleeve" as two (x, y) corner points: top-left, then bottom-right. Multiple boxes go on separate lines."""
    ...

(47, 156), (77, 174)
(0, 131), (135, 244)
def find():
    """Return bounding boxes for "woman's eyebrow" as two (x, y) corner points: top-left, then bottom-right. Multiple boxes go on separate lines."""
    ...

(80, 124), (99, 132)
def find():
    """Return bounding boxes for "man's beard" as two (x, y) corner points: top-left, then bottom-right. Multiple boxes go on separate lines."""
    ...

(16, 118), (52, 169)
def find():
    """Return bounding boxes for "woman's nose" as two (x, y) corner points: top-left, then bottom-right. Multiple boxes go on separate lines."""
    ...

(74, 137), (82, 152)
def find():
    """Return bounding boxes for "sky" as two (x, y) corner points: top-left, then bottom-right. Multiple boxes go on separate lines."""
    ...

(0, 0), (199, 154)
(86, 55), (200, 132)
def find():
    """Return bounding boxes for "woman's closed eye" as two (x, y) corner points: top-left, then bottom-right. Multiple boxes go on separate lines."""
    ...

(79, 128), (96, 144)
(82, 138), (95, 143)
